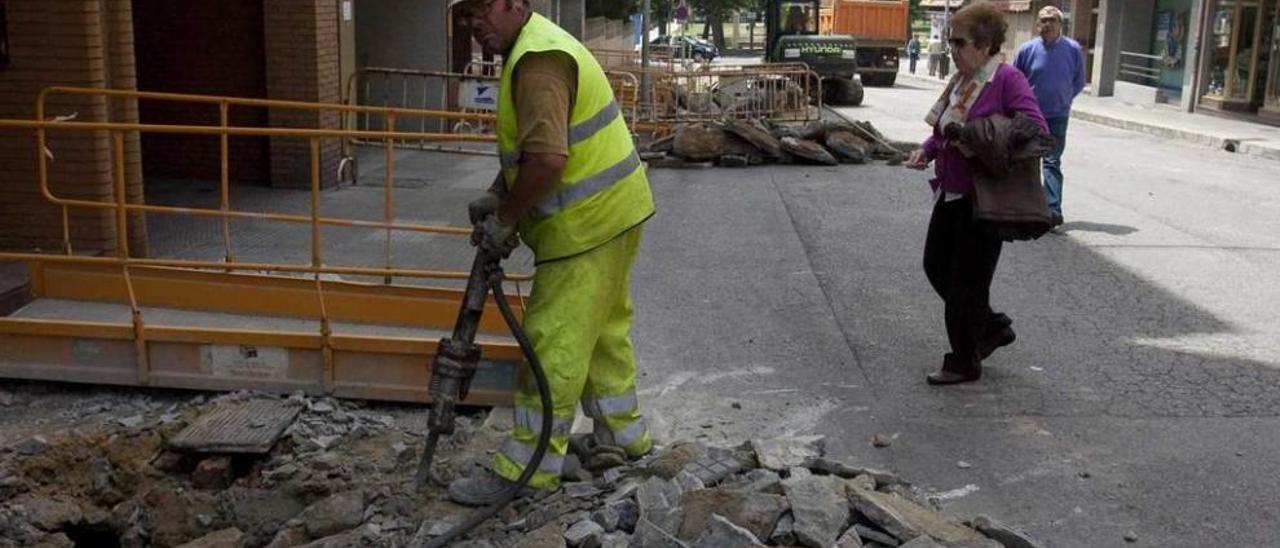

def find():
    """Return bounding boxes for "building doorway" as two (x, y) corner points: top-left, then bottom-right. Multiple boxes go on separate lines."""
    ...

(132, 0), (270, 184)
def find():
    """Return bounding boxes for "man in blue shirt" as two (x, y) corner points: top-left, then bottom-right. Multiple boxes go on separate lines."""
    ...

(1014, 6), (1085, 227)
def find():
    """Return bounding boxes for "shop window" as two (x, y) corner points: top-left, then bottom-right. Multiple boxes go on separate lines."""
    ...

(1266, 2), (1280, 108)
(1203, 0), (1276, 109)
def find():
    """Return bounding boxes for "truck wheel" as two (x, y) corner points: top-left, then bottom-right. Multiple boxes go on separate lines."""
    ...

(861, 73), (897, 87)
(829, 78), (863, 107)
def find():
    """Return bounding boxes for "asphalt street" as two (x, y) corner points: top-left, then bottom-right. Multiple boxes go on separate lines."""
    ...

(632, 82), (1280, 546)
(130, 73), (1280, 546)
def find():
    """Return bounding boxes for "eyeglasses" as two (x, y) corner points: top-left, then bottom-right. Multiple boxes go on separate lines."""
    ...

(1039, 17), (1061, 24)
(947, 37), (968, 49)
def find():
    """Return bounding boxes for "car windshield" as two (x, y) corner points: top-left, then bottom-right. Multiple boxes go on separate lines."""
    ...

(781, 1), (818, 36)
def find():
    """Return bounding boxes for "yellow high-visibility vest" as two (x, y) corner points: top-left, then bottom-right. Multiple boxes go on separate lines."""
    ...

(497, 13), (654, 263)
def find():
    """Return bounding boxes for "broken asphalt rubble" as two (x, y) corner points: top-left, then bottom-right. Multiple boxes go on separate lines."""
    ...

(650, 118), (912, 170)
(0, 390), (1043, 548)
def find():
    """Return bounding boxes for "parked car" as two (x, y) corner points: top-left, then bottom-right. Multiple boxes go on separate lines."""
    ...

(649, 35), (720, 61)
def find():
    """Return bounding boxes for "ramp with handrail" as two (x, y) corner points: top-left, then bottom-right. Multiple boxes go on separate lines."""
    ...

(0, 87), (526, 404)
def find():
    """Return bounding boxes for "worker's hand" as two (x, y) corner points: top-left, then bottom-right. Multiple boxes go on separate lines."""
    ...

(467, 191), (502, 226)
(472, 215), (520, 258)
(904, 149), (930, 170)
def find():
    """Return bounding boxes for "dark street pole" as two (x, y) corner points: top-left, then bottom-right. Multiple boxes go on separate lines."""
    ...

(641, 0), (652, 107)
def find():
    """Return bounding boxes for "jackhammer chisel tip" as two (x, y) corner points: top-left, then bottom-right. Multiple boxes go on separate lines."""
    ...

(414, 432), (441, 490)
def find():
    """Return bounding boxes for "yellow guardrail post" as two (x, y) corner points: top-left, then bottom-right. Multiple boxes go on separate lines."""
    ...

(110, 130), (150, 384)
(385, 112), (397, 285)
(219, 100), (235, 267)
(310, 137), (336, 394)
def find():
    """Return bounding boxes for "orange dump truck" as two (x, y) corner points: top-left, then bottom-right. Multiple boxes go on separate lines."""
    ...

(829, 0), (909, 86)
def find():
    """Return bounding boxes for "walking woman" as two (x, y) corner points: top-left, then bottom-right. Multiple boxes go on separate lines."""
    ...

(904, 4), (1047, 385)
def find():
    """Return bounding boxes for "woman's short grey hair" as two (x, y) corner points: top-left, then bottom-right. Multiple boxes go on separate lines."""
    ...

(951, 3), (1008, 56)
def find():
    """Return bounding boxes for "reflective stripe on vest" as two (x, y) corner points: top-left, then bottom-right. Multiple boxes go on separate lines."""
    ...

(496, 13), (654, 262)
(534, 151), (641, 216)
(498, 100), (623, 170)
(568, 101), (622, 145)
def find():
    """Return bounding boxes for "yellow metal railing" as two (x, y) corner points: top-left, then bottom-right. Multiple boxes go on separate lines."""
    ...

(0, 87), (529, 389)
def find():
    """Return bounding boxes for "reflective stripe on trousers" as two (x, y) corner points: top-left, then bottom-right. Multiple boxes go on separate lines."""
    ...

(513, 406), (575, 438)
(592, 416), (649, 448)
(583, 389), (650, 452)
(498, 438), (565, 475)
(581, 389), (638, 418)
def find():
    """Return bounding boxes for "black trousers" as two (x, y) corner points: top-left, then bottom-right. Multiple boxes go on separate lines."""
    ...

(923, 196), (1005, 370)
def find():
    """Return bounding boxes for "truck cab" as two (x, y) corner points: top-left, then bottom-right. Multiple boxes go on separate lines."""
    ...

(764, 0), (864, 105)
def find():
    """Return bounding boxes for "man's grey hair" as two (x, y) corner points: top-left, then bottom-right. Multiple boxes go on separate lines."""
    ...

(1038, 6), (1064, 21)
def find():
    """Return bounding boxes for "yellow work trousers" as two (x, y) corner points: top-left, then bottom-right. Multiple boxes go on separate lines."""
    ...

(493, 226), (652, 490)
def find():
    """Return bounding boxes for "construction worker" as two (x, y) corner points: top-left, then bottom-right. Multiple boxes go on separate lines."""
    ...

(446, 0), (656, 506)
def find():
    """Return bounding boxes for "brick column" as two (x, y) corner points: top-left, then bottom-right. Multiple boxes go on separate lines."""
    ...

(558, 0), (585, 39)
(264, 0), (341, 189)
(0, 0), (140, 255)
(102, 0), (146, 255)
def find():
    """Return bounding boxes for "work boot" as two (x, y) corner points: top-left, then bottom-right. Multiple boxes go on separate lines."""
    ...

(568, 434), (631, 473)
(447, 470), (546, 507)
(926, 354), (981, 385)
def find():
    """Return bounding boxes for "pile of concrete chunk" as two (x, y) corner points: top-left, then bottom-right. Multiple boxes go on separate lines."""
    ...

(429, 435), (1043, 548)
(0, 388), (1042, 548)
(646, 119), (911, 169)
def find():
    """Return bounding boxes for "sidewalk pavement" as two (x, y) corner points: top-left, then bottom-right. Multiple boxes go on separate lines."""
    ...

(892, 67), (1280, 162)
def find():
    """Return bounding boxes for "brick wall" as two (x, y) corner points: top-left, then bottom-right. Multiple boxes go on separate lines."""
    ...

(0, 0), (141, 255)
(264, 0), (342, 189)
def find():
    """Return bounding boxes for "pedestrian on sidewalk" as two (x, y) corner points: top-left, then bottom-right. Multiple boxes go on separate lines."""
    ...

(908, 35), (921, 74)
(448, 0), (656, 505)
(904, 4), (1047, 385)
(1014, 6), (1085, 228)
(927, 35), (943, 77)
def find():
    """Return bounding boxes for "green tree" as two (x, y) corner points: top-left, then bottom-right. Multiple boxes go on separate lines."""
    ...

(650, 0), (676, 36)
(689, 0), (753, 48)
(586, 0), (639, 20)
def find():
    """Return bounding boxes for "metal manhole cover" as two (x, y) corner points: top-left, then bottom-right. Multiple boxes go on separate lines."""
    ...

(169, 399), (302, 454)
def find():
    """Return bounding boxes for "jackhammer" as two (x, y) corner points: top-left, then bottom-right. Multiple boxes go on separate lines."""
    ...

(414, 237), (553, 548)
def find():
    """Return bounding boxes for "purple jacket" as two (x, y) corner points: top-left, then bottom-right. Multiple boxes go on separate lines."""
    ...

(923, 63), (1048, 196)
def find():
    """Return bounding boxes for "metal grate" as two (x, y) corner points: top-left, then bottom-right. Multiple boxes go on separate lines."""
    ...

(169, 398), (301, 454)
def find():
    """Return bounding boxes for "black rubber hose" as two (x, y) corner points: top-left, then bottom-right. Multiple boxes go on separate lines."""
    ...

(424, 272), (554, 548)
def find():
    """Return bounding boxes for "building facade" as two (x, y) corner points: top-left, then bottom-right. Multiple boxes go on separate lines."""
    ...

(920, 0), (1066, 58)
(1070, 0), (1280, 125)
(0, 0), (614, 253)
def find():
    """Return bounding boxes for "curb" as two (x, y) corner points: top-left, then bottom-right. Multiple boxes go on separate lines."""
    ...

(891, 71), (1280, 162)
(1068, 108), (1280, 163)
